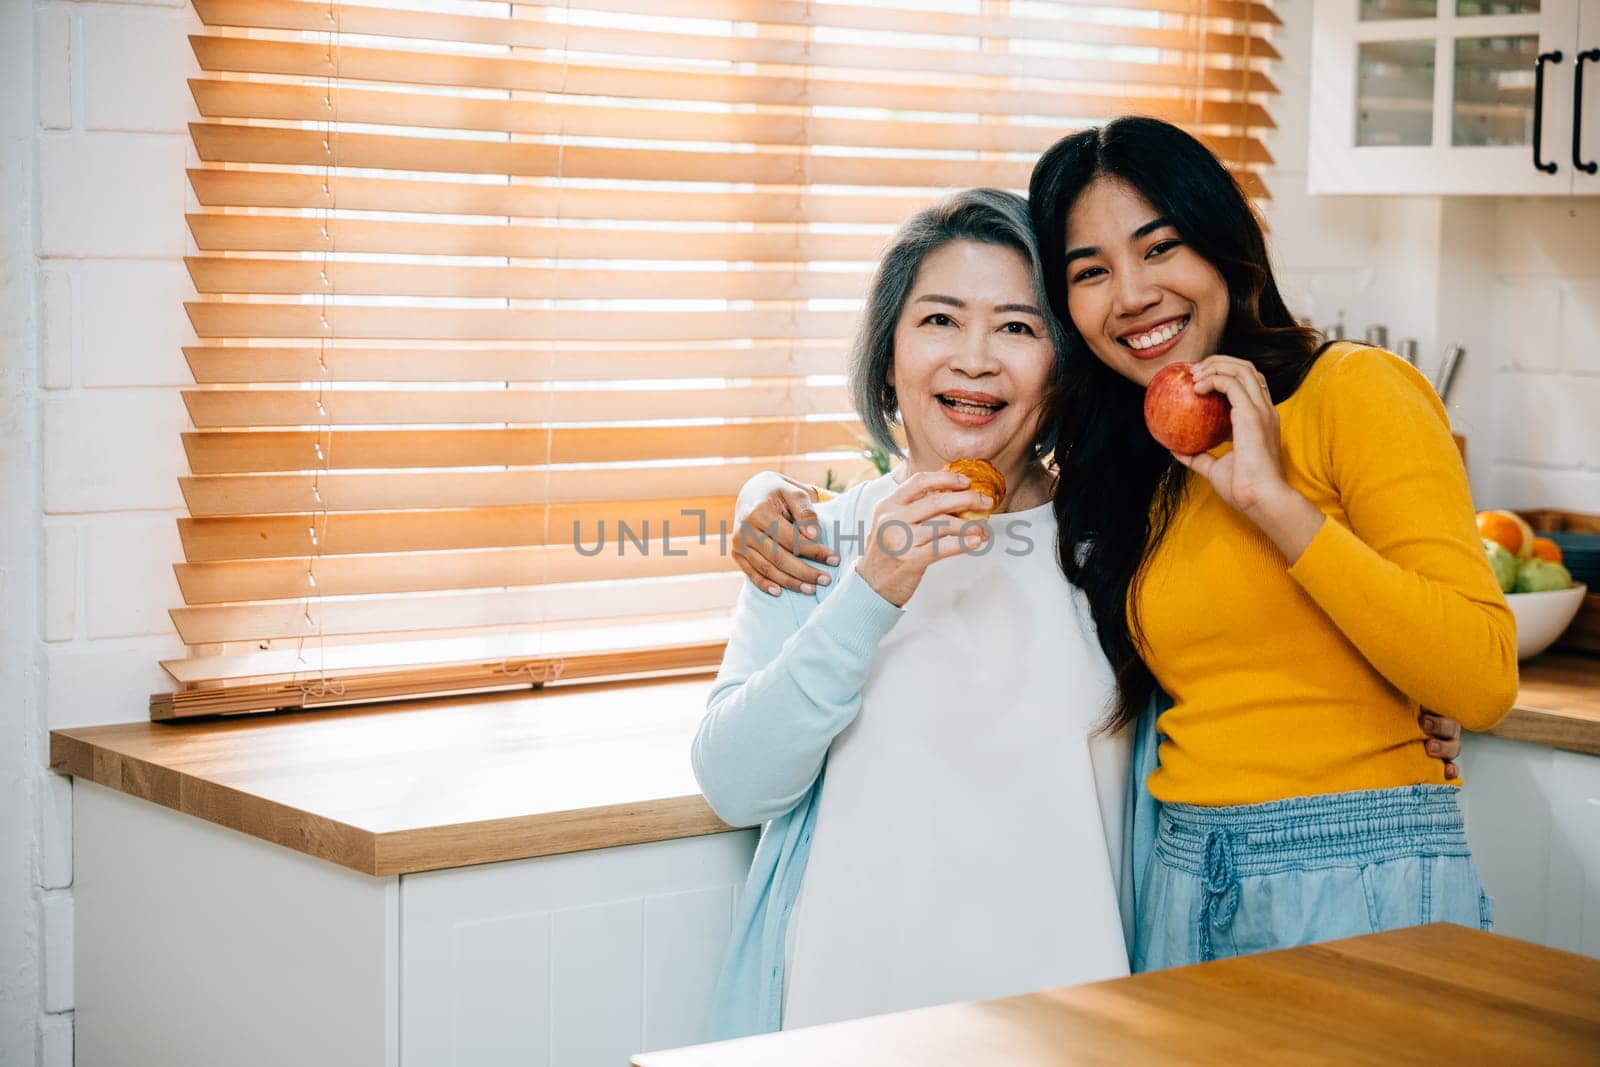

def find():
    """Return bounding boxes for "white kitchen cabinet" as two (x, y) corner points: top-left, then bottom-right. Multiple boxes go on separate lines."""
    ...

(1460, 733), (1600, 957)
(1310, 0), (1600, 194)
(1576, 7), (1600, 193)
(74, 782), (401, 1067)
(73, 780), (757, 1067)
(1545, 743), (1600, 956)
(401, 832), (755, 1066)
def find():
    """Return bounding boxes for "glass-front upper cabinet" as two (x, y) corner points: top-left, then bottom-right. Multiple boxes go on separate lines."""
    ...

(1310, 0), (1597, 194)
(1577, 2), (1600, 194)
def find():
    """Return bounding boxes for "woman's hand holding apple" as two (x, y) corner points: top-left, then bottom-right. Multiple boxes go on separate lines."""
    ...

(1173, 355), (1326, 564)
(855, 471), (992, 607)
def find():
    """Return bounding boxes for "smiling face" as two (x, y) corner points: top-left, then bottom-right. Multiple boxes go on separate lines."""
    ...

(888, 239), (1056, 488)
(1062, 176), (1230, 388)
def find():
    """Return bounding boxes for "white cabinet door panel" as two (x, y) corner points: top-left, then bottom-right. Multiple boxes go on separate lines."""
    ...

(1461, 734), (1600, 959)
(1461, 733), (1557, 946)
(402, 830), (757, 1067)
(643, 887), (741, 1053)
(1546, 749), (1600, 957)
(551, 898), (647, 1065)
(451, 911), (553, 1065)
(74, 782), (400, 1067)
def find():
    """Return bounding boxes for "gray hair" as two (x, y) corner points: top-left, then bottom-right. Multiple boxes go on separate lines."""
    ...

(849, 187), (1066, 458)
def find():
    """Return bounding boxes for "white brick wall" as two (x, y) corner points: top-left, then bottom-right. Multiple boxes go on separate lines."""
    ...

(39, 1013), (75, 1067)
(10, 3), (203, 1060)
(45, 634), (193, 729)
(44, 391), (191, 512)
(84, 516), (187, 638)
(1496, 283), (1563, 374)
(1565, 283), (1600, 376)
(42, 524), (77, 642)
(41, 893), (75, 1015)
(38, 268), (73, 389)
(80, 259), (196, 386)
(3, 0), (43, 1056)
(39, 132), (190, 258)
(82, 7), (198, 133)
(36, 7), (73, 131)
(39, 1017), (75, 1067)
(39, 772), (74, 892)
(1486, 200), (1600, 511)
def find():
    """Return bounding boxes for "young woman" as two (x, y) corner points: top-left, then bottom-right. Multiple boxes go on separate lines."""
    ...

(1028, 116), (1515, 969)
(694, 190), (1138, 1040)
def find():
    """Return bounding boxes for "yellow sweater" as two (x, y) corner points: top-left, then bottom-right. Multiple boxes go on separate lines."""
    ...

(1137, 343), (1518, 806)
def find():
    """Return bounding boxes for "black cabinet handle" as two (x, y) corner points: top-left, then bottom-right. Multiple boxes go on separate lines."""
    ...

(1535, 50), (1563, 174)
(1577, 48), (1600, 175)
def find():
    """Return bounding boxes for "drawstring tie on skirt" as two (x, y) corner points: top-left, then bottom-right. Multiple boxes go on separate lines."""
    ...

(1198, 829), (1240, 963)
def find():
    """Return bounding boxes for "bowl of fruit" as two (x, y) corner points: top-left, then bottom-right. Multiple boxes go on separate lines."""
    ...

(1478, 510), (1587, 660)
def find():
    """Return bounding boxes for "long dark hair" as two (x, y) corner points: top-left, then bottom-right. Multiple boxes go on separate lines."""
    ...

(1029, 116), (1323, 730)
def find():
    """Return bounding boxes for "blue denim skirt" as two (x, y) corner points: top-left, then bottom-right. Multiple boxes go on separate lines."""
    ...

(1133, 785), (1493, 972)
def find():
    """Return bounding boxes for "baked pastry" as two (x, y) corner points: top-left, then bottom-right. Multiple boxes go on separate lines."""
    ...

(943, 458), (1006, 521)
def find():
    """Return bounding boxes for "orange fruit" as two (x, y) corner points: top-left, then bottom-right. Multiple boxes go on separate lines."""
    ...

(1531, 536), (1563, 564)
(1476, 510), (1534, 559)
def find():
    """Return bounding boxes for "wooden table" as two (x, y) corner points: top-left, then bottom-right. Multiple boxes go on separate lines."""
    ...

(634, 925), (1600, 1066)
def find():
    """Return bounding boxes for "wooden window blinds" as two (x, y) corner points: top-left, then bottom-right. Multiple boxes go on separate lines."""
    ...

(162, 0), (1281, 718)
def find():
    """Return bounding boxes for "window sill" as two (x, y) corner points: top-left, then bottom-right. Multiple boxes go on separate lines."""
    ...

(49, 674), (735, 877)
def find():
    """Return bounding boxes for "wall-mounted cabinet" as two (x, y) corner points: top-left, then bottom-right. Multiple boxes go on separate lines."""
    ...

(1311, 0), (1600, 194)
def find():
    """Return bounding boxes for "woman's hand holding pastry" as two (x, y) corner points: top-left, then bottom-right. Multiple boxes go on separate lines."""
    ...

(855, 472), (992, 607)
(1178, 356), (1325, 563)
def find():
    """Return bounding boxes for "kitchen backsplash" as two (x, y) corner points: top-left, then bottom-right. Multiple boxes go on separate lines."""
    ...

(1488, 200), (1600, 514)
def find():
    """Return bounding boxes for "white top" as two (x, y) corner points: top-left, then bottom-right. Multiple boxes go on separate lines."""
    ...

(782, 481), (1132, 1030)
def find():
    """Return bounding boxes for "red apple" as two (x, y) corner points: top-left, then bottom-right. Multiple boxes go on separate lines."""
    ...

(1143, 362), (1231, 455)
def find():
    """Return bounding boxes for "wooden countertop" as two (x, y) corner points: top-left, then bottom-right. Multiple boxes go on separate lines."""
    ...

(49, 676), (733, 877)
(634, 924), (1600, 1066)
(1493, 652), (1600, 757)
(48, 653), (1600, 878)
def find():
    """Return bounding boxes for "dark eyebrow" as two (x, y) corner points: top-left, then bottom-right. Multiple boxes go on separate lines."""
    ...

(1064, 216), (1176, 265)
(1133, 216), (1174, 240)
(914, 295), (1040, 316)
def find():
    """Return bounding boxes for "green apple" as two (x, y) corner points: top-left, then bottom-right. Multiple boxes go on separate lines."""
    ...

(1483, 538), (1519, 593)
(1513, 557), (1573, 593)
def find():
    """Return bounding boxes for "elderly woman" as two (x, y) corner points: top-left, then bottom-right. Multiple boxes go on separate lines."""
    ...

(693, 189), (1136, 1039)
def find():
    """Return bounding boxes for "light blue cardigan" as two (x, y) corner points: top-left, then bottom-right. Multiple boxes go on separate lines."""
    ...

(690, 478), (1166, 1041)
